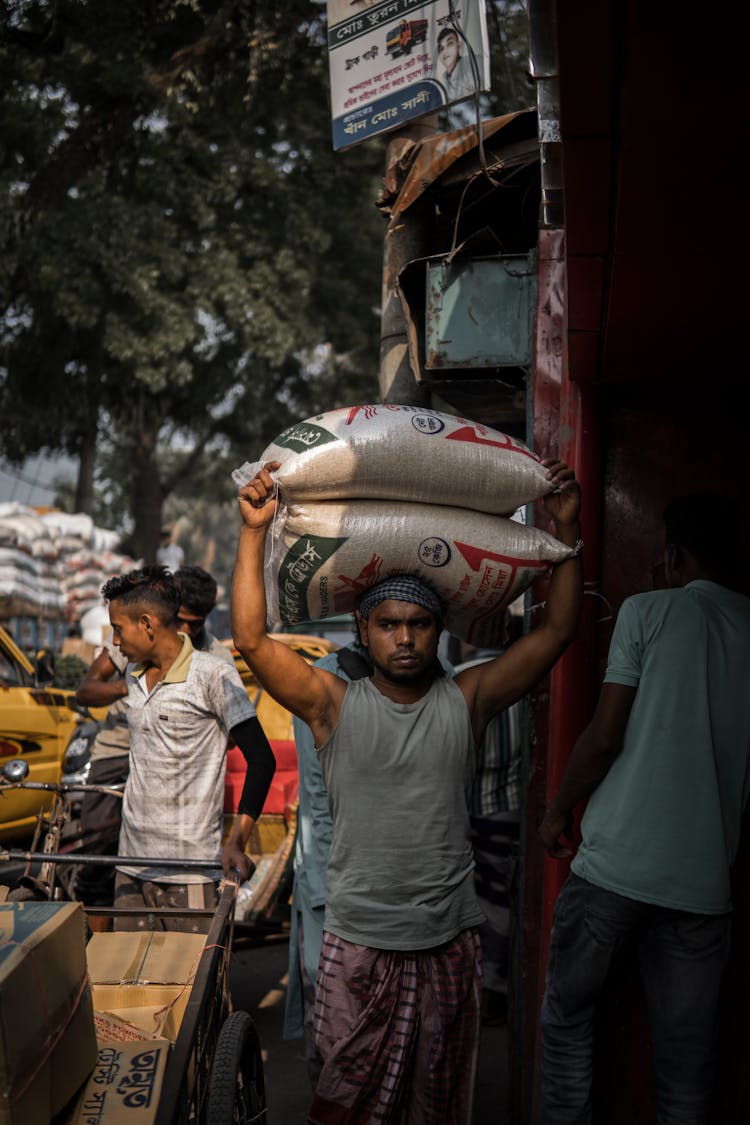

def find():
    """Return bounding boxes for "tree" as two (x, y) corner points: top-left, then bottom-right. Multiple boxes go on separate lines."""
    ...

(0, 2), (530, 564)
(0, 0), (384, 559)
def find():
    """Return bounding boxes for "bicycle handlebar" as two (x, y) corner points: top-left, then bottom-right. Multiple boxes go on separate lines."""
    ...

(0, 781), (124, 797)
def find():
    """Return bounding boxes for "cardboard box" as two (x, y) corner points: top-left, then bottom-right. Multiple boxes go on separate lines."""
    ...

(0, 901), (97, 1125)
(87, 932), (206, 1045)
(70, 1040), (170, 1125)
(61, 637), (97, 664)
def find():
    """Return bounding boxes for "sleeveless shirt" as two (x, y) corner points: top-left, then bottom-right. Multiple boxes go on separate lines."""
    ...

(318, 675), (485, 950)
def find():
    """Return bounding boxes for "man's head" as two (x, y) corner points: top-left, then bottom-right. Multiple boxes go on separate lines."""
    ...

(662, 493), (741, 587)
(173, 566), (218, 649)
(101, 566), (180, 663)
(356, 576), (445, 684)
(437, 27), (461, 75)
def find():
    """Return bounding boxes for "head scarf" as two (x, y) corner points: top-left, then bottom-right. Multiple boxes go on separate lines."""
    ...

(357, 575), (445, 621)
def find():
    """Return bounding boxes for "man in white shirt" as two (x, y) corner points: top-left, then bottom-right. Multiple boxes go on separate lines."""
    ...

(437, 26), (475, 102)
(101, 566), (276, 933)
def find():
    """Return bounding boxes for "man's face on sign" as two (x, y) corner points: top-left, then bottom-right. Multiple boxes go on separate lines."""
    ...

(439, 31), (460, 76)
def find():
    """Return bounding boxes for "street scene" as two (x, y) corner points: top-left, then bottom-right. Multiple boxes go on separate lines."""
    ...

(0, 2), (747, 1125)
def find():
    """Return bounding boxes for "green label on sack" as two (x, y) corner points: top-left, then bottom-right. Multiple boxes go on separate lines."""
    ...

(274, 422), (337, 454)
(278, 535), (347, 623)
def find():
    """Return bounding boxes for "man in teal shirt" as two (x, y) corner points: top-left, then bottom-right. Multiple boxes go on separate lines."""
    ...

(539, 493), (750, 1124)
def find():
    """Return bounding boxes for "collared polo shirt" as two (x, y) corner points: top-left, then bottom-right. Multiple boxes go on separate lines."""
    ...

(118, 633), (255, 884)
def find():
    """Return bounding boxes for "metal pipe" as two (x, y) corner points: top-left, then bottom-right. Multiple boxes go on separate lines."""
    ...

(0, 849), (221, 870)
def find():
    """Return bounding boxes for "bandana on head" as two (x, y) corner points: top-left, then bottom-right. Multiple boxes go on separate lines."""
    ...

(357, 576), (445, 621)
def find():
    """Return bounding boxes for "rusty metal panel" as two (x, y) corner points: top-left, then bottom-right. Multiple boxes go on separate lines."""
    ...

(425, 254), (537, 369)
(379, 108), (537, 223)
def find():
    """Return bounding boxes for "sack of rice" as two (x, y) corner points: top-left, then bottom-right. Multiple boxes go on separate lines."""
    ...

(263, 498), (574, 648)
(233, 405), (554, 517)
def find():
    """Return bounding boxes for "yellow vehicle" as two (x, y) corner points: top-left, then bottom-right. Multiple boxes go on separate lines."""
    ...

(0, 623), (82, 840)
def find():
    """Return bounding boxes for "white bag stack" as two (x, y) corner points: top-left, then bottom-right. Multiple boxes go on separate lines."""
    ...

(235, 404), (554, 516)
(234, 405), (572, 647)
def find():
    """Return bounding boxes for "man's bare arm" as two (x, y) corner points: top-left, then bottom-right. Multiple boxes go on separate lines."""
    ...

(458, 459), (583, 740)
(75, 648), (128, 708)
(230, 462), (345, 740)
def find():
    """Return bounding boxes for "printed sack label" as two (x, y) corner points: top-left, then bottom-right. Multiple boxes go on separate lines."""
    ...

(265, 499), (573, 647)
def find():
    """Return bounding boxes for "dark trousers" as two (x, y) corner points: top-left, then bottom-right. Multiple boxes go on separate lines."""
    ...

(73, 754), (128, 907)
(541, 873), (730, 1125)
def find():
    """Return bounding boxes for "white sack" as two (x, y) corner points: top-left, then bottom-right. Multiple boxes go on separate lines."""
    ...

(264, 499), (573, 648)
(234, 405), (554, 517)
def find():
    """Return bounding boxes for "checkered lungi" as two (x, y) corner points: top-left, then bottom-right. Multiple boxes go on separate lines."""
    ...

(308, 928), (481, 1124)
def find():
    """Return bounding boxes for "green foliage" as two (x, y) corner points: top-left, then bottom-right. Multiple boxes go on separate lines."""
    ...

(0, 1), (530, 562)
(50, 652), (89, 690)
(0, 0), (384, 555)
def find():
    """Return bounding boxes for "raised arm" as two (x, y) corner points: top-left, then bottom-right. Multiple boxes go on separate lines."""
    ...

(230, 462), (346, 741)
(75, 647), (128, 708)
(458, 459), (583, 742)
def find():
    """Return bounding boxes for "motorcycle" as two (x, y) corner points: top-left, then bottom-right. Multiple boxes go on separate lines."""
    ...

(60, 704), (102, 790)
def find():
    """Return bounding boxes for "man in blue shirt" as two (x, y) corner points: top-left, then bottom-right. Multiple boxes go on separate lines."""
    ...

(283, 638), (372, 1082)
(539, 493), (750, 1124)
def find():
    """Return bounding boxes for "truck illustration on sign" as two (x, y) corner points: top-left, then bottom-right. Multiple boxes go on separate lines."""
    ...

(386, 18), (428, 58)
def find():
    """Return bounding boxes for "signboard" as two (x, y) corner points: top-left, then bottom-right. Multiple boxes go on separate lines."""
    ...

(327, 0), (490, 150)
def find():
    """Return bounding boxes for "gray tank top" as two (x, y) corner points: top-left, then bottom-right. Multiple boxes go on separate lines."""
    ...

(319, 676), (485, 950)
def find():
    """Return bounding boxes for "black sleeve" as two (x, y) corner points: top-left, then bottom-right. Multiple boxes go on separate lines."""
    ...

(229, 716), (276, 820)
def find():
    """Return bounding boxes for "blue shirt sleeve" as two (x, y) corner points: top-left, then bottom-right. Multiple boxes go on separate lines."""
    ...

(603, 597), (643, 687)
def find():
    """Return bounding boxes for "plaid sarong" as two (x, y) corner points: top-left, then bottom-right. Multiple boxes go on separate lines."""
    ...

(308, 928), (481, 1124)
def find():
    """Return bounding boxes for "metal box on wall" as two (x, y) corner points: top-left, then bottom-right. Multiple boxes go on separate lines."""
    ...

(425, 253), (537, 369)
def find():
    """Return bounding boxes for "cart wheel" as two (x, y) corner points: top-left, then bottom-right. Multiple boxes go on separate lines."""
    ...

(207, 1010), (266, 1125)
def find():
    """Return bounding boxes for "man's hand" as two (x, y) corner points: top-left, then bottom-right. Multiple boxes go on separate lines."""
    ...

(541, 458), (581, 530)
(539, 808), (575, 859)
(237, 460), (282, 531)
(221, 839), (255, 882)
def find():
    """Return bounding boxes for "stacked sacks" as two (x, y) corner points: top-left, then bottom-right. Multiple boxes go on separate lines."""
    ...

(60, 548), (137, 622)
(0, 505), (138, 626)
(233, 405), (574, 649)
(37, 515), (138, 622)
(0, 504), (65, 618)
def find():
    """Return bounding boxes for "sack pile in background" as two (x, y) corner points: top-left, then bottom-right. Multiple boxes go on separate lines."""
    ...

(233, 405), (572, 648)
(0, 504), (137, 625)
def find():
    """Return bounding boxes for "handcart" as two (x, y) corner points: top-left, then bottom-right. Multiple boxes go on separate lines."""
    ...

(0, 760), (268, 1124)
(87, 872), (267, 1125)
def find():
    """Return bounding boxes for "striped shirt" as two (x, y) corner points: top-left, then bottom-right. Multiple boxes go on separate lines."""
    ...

(118, 634), (255, 884)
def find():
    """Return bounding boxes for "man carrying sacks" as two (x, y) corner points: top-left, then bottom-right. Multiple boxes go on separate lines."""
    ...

(231, 456), (583, 1123)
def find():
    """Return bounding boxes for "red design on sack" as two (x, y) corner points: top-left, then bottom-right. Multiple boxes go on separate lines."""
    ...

(345, 405), (380, 425)
(333, 553), (384, 611)
(455, 542), (549, 572)
(445, 426), (540, 461)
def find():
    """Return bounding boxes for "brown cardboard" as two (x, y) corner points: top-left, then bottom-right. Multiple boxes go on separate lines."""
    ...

(0, 902), (97, 1125)
(91, 989), (188, 1044)
(93, 1011), (157, 1045)
(87, 931), (206, 1045)
(87, 931), (206, 985)
(70, 1040), (170, 1125)
(61, 637), (97, 664)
